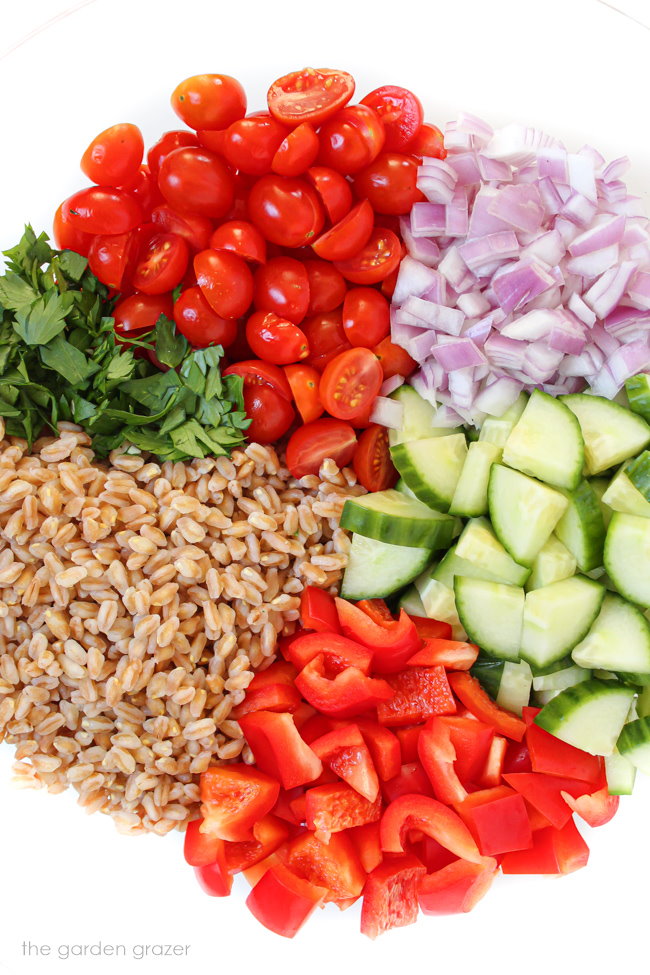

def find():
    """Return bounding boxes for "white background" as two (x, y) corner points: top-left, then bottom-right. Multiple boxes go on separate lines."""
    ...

(1, 1), (650, 973)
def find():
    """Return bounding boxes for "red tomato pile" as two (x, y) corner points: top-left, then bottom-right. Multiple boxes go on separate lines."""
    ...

(183, 592), (618, 939)
(53, 68), (443, 488)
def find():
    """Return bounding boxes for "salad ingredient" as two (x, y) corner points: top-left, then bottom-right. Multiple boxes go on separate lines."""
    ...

(131, 231), (189, 295)
(81, 123), (144, 187)
(304, 260), (347, 314)
(306, 166), (353, 223)
(171, 74), (247, 130)
(194, 248), (254, 319)
(341, 532), (432, 600)
(222, 115), (288, 175)
(285, 418), (357, 478)
(341, 488), (455, 549)
(361, 86), (424, 152)
(65, 186), (142, 235)
(201, 765), (280, 841)
(245, 311), (309, 365)
(272, 122), (320, 177)
(318, 105), (385, 174)
(208, 220), (267, 264)
(223, 360), (296, 443)
(335, 227), (402, 284)
(247, 174), (325, 248)
(535, 681), (634, 755)
(342, 287), (391, 348)
(354, 152), (423, 214)
(173, 286), (238, 348)
(267, 68), (355, 126)
(284, 363), (324, 423)
(157, 147), (235, 218)
(352, 425), (398, 492)
(319, 347), (384, 421)
(313, 200), (374, 262)
(253, 257), (310, 325)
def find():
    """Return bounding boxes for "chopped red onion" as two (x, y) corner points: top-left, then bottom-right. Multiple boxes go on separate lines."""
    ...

(567, 292), (597, 326)
(392, 256), (444, 305)
(560, 192), (598, 227)
(369, 396), (405, 430)
(451, 152), (482, 186)
(566, 245), (619, 278)
(457, 291), (491, 318)
(488, 184), (545, 234)
(501, 308), (559, 341)
(474, 375), (522, 415)
(477, 155), (512, 182)
(628, 270), (650, 310)
(401, 297), (465, 335)
(584, 261), (637, 318)
(459, 232), (520, 273)
(418, 176), (457, 205)
(431, 338), (487, 371)
(380, 374), (405, 397)
(602, 157), (631, 183)
(568, 214), (625, 256)
(492, 260), (556, 313)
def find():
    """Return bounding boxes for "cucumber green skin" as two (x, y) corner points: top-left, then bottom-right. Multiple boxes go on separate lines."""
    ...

(554, 480), (606, 572)
(528, 655), (574, 677)
(503, 389), (584, 491)
(390, 435), (467, 513)
(454, 576), (524, 662)
(571, 592), (650, 675)
(341, 534), (432, 601)
(560, 393), (650, 475)
(340, 497), (456, 550)
(449, 442), (503, 518)
(617, 717), (650, 774)
(626, 450), (650, 501)
(604, 512), (650, 608)
(535, 679), (634, 755)
(470, 657), (504, 700)
(625, 374), (650, 422)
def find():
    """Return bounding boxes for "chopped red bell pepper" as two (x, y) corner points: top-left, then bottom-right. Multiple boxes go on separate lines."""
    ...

(503, 738), (533, 774)
(246, 859), (329, 938)
(480, 735), (507, 788)
(288, 793), (308, 822)
(407, 638), (479, 671)
(305, 782), (382, 841)
(418, 717), (468, 805)
(503, 772), (591, 830)
(295, 654), (393, 718)
(553, 816), (591, 872)
(194, 854), (233, 897)
(380, 794), (483, 862)
(231, 682), (303, 720)
(237, 711), (323, 790)
(454, 787), (532, 856)
(223, 814), (290, 874)
(560, 785), (619, 827)
(349, 821), (383, 873)
(355, 598), (395, 624)
(284, 830), (367, 901)
(299, 713), (339, 744)
(285, 630), (373, 673)
(300, 586), (341, 633)
(409, 616), (453, 640)
(448, 672), (526, 741)
(292, 700), (317, 729)
(310, 724), (380, 801)
(501, 817), (590, 875)
(200, 764), (281, 842)
(354, 718), (402, 781)
(272, 787), (306, 826)
(524, 711), (603, 784)
(382, 762), (434, 803)
(439, 715), (495, 787)
(184, 817), (225, 867)
(418, 856), (498, 915)
(377, 666), (456, 727)
(360, 854), (426, 939)
(278, 629), (311, 662)
(414, 835), (459, 872)
(247, 659), (298, 690)
(242, 849), (283, 888)
(396, 724), (423, 763)
(335, 598), (421, 673)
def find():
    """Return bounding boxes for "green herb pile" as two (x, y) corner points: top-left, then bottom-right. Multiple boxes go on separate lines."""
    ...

(0, 227), (250, 460)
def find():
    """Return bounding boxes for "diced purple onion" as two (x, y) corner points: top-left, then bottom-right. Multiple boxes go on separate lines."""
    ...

(380, 374), (405, 397)
(369, 396), (404, 430)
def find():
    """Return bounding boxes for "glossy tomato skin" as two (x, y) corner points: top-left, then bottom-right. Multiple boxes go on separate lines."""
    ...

(304, 261), (347, 315)
(81, 123), (144, 187)
(224, 361), (295, 443)
(245, 311), (309, 365)
(124, 165), (164, 219)
(248, 175), (324, 249)
(360, 86), (424, 151)
(318, 105), (385, 175)
(302, 308), (352, 372)
(312, 199), (374, 262)
(342, 287), (391, 348)
(253, 257), (310, 325)
(272, 123), (320, 177)
(267, 68), (355, 126)
(147, 130), (199, 177)
(197, 129), (227, 155)
(354, 153), (424, 215)
(334, 227), (402, 284)
(223, 115), (288, 176)
(87, 232), (136, 290)
(173, 286), (238, 348)
(171, 74), (247, 130)
(158, 147), (235, 219)
(151, 204), (213, 252)
(53, 202), (94, 256)
(353, 425), (399, 492)
(285, 419), (357, 478)
(131, 232), (189, 295)
(406, 122), (446, 159)
(306, 167), (353, 224)
(209, 220), (266, 264)
(194, 249), (254, 319)
(223, 360), (292, 400)
(319, 347), (383, 421)
(284, 363), (324, 423)
(112, 292), (174, 338)
(65, 187), (143, 235)
(373, 336), (417, 380)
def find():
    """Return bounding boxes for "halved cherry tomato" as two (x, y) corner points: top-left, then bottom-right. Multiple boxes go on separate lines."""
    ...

(112, 292), (173, 338)
(342, 287), (390, 348)
(81, 122), (144, 187)
(352, 424), (398, 493)
(284, 363), (324, 423)
(151, 205), (213, 252)
(312, 199), (374, 262)
(123, 166), (164, 219)
(334, 227), (401, 284)
(373, 335), (417, 380)
(131, 232), (189, 295)
(272, 123), (320, 176)
(285, 418), (357, 478)
(87, 231), (135, 290)
(223, 359), (294, 443)
(53, 201), (94, 256)
(303, 260), (346, 315)
(319, 347), (383, 421)
(306, 166), (353, 223)
(147, 130), (199, 177)
(361, 85), (424, 151)
(65, 187), (143, 235)
(223, 359), (292, 399)
(158, 147), (235, 218)
(267, 68), (355, 126)
(173, 286), (238, 348)
(248, 175), (324, 248)
(406, 122), (446, 159)
(354, 152), (423, 215)
(171, 73), (247, 130)
(253, 257), (310, 324)
(209, 219), (266, 263)
(318, 105), (385, 174)
(194, 249), (254, 318)
(302, 309), (352, 372)
(223, 114), (289, 175)
(200, 763), (280, 842)
(245, 311), (309, 365)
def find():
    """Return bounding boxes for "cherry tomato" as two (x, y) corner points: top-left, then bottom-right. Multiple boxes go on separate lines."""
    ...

(319, 347), (383, 421)
(209, 220), (266, 264)
(304, 260), (347, 315)
(373, 336), (416, 380)
(194, 249), (254, 319)
(223, 360), (295, 443)
(381, 265), (400, 299)
(334, 227), (401, 284)
(305, 167), (353, 224)
(80, 123), (144, 187)
(302, 309), (351, 372)
(87, 231), (137, 290)
(253, 257), (310, 324)
(124, 165), (164, 219)
(267, 68), (355, 126)
(151, 205), (213, 251)
(53, 202), (93, 256)
(318, 105), (385, 174)
(246, 311), (309, 365)
(342, 287), (390, 348)
(353, 152), (423, 215)
(285, 419), (357, 478)
(131, 232), (189, 295)
(171, 74), (247, 130)
(173, 286), (238, 348)
(112, 292), (174, 338)
(223, 115), (288, 176)
(158, 147), (235, 219)
(147, 130), (199, 177)
(223, 359), (292, 399)
(312, 199), (373, 262)
(360, 86), (424, 151)
(272, 123), (320, 177)
(248, 175), (324, 249)
(197, 129), (227, 154)
(353, 424), (398, 492)
(284, 363), (324, 424)
(406, 122), (446, 159)
(65, 187), (142, 235)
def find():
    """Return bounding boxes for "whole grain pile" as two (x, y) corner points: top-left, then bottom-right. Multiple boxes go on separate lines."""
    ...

(0, 421), (363, 834)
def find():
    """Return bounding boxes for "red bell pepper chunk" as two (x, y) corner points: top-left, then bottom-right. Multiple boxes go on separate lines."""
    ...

(223, 814), (290, 874)
(355, 598), (395, 624)
(272, 787), (306, 826)
(501, 817), (590, 874)
(407, 638), (479, 671)
(503, 772), (592, 830)
(305, 782), (382, 841)
(310, 724), (380, 801)
(382, 762), (434, 803)
(231, 682), (303, 720)
(237, 711), (323, 790)
(377, 666), (456, 728)
(409, 616), (453, 640)
(300, 586), (341, 633)
(246, 860), (328, 938)
(560, 785), (619, 827)
(242, 849), (284, 888)
(525, 803), (555, 832)
(295, 654), (393, 718)
(288, 793), (308, 822)
(418, 856), (498, 915)
(455, 788), (532, 856)
(278, 629), (310, 662)
(360, 854), (426, 939)
(418, 717), (468, 805)
(553, 816), (590, 872)
(247, 659), (298, 691)
(336, 597), (421, 673)
(184, 817), (224, 867)
(349, 821), (383, 873)
(299, 713), (339, 744)
(396, 724), (423, 763)
(354, 717), (402, 781)
(480, 735), (507, 788)
(414, 835), (459, 873)
(194, 854), (233, 897)
(380, 794), (483, 863)
(292, 700), (317, 730)
(286, 630), (373, 673)
(284, 830), (367, 901)
(503, 738), (533, 774)
(525, 719), (603, 784)
(447, 672), (526, 741)
(439, 715), (495, 787)
(200, 763), (280, 842)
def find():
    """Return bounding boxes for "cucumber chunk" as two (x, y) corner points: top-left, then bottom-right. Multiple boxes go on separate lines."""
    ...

(572, 592), (650, 674)
(391, 434), (468, 512)
(526, 535), (577, 591)
(479, 418), (513, 448)
(590, 477), (613, 529)
(398, 585), (426, 617)
(470, 657), (505, 699)
(449, 441), (503, 517)
(625, 373), (650, 422)
(415, 575), (466, 639)
(626, 450), (650, 502)
(520, 576), (605, 669)
(503, 389), (585, 490)
(601, 465), (650, 519)
(532, 664), (591, 693)
(454, 576), (524, 662)
(617, 717), (650, 774)
(388, 385), (460, 446)
(554, 479), (606, 572)
(341, 533), (431, 601)
(455, 517), (530, 586)
(496, 660), (533, 715)
(395, 477), (418, 500)
(604, 512), (650, 608)
(431, 544), (508, 588)
(535, 680), (635, 755)
(605, 750), (637, 795)
(489, 465), (569, 566)
(340, 489), (456, 549)
(560, 392), (650, 475)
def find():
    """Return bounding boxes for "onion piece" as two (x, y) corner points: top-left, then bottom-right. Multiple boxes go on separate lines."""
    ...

(369, 396), (404, 430)
(379, 374), (405, 397)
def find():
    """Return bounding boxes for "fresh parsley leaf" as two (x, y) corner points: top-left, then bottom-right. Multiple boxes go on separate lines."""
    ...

(0, 272), (37, 311)
(40, 334), (100, 385)
(154, 316), (188, 368)
(13, 293), (70, 346)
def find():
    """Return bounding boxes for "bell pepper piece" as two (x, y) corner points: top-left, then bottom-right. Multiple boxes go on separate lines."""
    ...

(413, 835), (459, 873)
(349, 821), (383, 874)
(194, 852), (233, 897)
(292, 701), (317, 729)
(503, 738), (533, 774)
(223, 814), (290, 874)
(305, 782), (382, 841)
(285, 830), (367, 901)
(480, 735), (507, 788)
(295, 655), (393, 718)
(247, 659), (298, 691)
(382, 762), (434, 804)
(246, 860), (329, 938)
(380, 794), (483, 863)
(503, 772), (592, 830)
(407, 639), (479, 671)
(231, 682), (303, 720)
(355, 598), (395, 624)
(418, 717), (468, 805)
(377, 666), (456, 728)
(525, 720), (603, 784)
(336, 597), (421, 673)
(409, 616), (453, 640)
(354, 718), (402, 781)
(299, 713), (339, 744)
(439, 715), (495, 786)
(553, 816), (590, 872)
(237, 711), (322, 790)
(310, 724), (380, 802)
(272, 787), (305, 826)
(200, 763), (280, 842)
(501, 817), (590, 874)
(448, 672), (526, 741)
(301, 586), (341, 633)
(560, 785), (619, 827)
(396, 724), (423, 764)
(418, 856), (498, 915)
(184, 817), (224, 867)
(454, 788), (532, 856)
(360, 854), (426, 939)
(285, 631), (373, 673)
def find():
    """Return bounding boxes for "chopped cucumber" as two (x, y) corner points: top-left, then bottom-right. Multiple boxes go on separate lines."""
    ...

(471, 657), (505, 700)
(532, 664), (592, 693)
(496, 660), (533, 715)
(479, 418), (514, 448)
(455, 517), (530, 586)
(395, 477), (418, 500)
(590, 477), (613, 529)
(560, 392), (650, 475)
(503, 389), (584, 490)
(554, 479), (606, 572)
(601, 465), (650, 519)
(431, 544), (510, 587)
(520, 576), (605, 669)
(415, 575), (466, 639)
(340, 489), (456, 550)
(572, 592), (650, 674)
(535, 680), (635, 755)
(638, 685), (650, 718)
(605, 750), (637, 795)
(526, 535), (577, 591)
(617, 717), (650, 774)
(625, 373), (650, 422)
(454, 576), (524, 662)
(341, 533), (431, 601)
(388, 385), (459, 446)
(449, 441), (503, 517)
(489, 465), (569, 566)
(604, 513), (650, 608)
(398, 585), (426, 617)
(626, 450), (650, 502)
(535, 688), (562, 705)
(391, 434), (468, 512)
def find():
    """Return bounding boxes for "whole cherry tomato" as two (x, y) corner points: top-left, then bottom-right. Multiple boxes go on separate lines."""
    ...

(304, 260), (347, 315)
(267, 68), (355, 126)
(87, 231), (137, 290)
(406, 122), (446, 159)
(319, 347), (383, 421)
(131, 233), (189, 295)
(253, 257), (310, 324)
(353, 153), (423, 214)
(173, 286), (238, 348)
(373, 336), (416, 380)
(65, 187), (142, 235)
(223, 115), (289, 176)
(360, 86), (424, 151)
(194, 249), (254, 319)
(353, 424), (399, 492)
(342, 287), (390, 348)
(124, 166), (164, 219)
(81, 123), (144, 187)
(302, 309), (351, 372)
(197, 129), (227, 154)
(248, 175), (324, 248)
(305, 167), (353, 224)
(284, 363), (324, 424)
(112, 292), (174, 338)
(312, 199), (373, 261)
(317, 105), (385, 174)
(271, 123), (320, 177)
(223, 360), (295, 443)
(245, 311), (309, 365)
(158, 147), (235, 219)
(334, 227), (401, 284)
(151, 205), (213, 251)
(171, 74), (247, 130)
(147, 130), (199, 177)
(209, 220), (266, 263)
(285, 418), (357, 479)
(53, 202), (94, 256)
